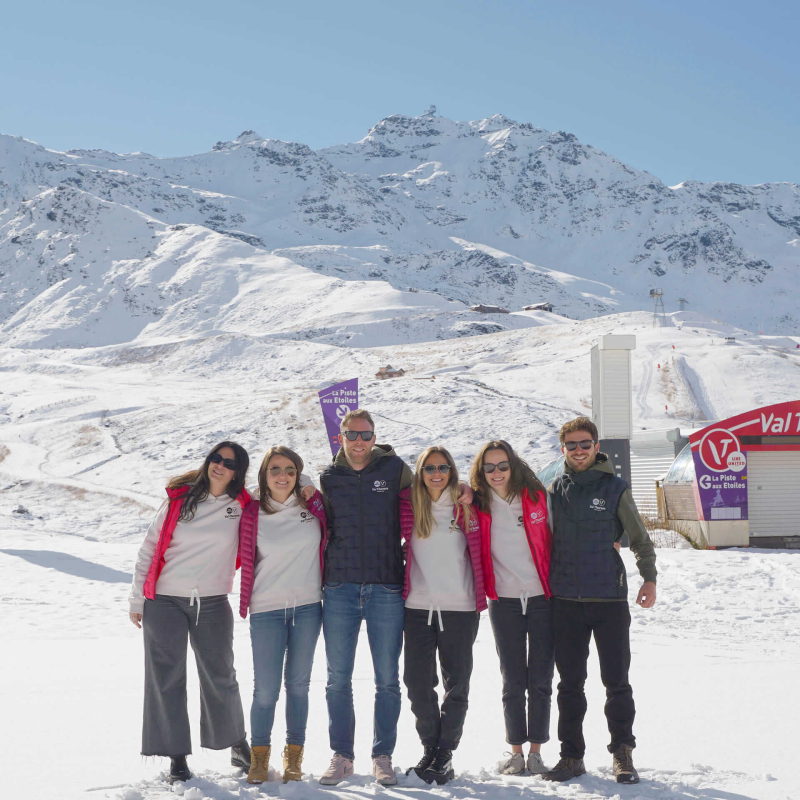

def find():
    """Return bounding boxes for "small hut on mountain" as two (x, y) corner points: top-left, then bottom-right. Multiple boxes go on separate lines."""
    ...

(375, 365), (405, 379)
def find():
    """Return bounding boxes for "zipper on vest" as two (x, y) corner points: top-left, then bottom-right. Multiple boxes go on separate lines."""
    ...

(359, 471), (365, 582)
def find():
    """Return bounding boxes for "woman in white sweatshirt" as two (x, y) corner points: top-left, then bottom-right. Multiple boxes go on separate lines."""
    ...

(399, 446), (485, 786)
(470, 439), (553, 777)
(128, 441), (252, 785)
(237, 446), (327, 785)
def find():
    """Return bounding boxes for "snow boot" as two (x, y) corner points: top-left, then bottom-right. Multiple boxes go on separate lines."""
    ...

(247, 745), (271, 784)
(231, 738), (251, 771)
(169, 756), (192, 784)
(282, 744), (304, 782)
(406, 745), (437, 777)
(542, 756), (586, 782)
(422, 748), (454, 785)
(612, 744), (639, 784)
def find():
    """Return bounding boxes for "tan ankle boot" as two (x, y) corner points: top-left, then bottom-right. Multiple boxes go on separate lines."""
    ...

(283, 744), (304, 782)
(247, 745), (271, 784)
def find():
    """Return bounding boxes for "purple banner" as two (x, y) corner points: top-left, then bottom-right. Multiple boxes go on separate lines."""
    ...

(690, 427), (748, 521)
(318, 379), (359, 457)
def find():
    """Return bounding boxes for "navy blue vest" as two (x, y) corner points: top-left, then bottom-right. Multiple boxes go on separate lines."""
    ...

(549, 466), (628, 599)
(321, 453), (405, 584)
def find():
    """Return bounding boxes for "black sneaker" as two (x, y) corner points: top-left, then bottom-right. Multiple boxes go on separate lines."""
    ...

(542, 756), (586, 782)
(231, 739), (251, 771)
(406, 745), (437, 776)
(612, 745), (639, 784)
(169, 756), (192, 784)
(422, 748), (455, 785)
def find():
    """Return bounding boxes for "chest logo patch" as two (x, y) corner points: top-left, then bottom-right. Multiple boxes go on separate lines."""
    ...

(516, 515), (524, 527)
(225, 507), (240, 519)
(590, 498), (606, 512)
(300, 511), (314, 523)
(372, 480), (388, 493)
(529, 510), (545, 524)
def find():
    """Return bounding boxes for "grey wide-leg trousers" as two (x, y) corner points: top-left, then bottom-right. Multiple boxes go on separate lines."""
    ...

(142, 594), (245, 756)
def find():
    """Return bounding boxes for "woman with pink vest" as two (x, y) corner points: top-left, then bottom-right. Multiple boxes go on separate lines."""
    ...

(237, 446), (327, 786)
(470, 440), (553, 777)
(128, 441), (252, 785)
(399, 446), (486, 786)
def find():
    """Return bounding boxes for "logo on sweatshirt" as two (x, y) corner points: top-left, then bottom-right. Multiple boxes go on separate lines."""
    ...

(529, 510), (545, 525)
(372, 480), (388, 493)
(517, 515), (524, 527)
(590, 498), (606, 512)
(300, 511), (315, 523)
(224, 507), (241, 519)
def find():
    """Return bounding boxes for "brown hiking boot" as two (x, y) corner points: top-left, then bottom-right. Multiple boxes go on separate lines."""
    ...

(612, 744), (639, 784)
(542, 756), (586, 782)
(247, 745), (271, 784)
(283, 744), (304, 782)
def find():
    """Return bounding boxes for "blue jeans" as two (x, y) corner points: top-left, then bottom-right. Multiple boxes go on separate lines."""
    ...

(249, 602), (322, 747)
(322, 582), (404, 759)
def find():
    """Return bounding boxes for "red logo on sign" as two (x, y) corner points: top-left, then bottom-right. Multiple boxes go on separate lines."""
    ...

(698, 428), (742, 473)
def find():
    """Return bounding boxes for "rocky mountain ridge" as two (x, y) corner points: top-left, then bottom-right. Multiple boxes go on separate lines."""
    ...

(1, 113), (798, 348)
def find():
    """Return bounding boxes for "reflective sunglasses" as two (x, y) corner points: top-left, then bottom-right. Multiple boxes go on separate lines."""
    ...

(482, 461), (510, 474)
(423, 464), (451, 475)
(268, 466), (297, 477)
(563, 439), (596, 452)
(343, 430), (375, 441)
(209, 452), (237, 470)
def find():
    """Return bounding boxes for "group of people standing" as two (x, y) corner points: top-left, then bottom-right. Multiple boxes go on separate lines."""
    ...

(128, 409), (657, 788)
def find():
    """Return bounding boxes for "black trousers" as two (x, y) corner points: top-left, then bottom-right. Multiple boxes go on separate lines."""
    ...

(488, 595), (554, 745)
(403, 608), (480, 750)
(553, 598), (635, 759)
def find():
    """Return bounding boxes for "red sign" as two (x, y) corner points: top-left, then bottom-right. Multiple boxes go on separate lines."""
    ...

(689, 400), (800, 444)
(697, 428), (745, 473)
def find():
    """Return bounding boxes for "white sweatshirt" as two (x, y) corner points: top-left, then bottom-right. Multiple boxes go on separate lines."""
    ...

(405, 493), (476, 613)
(249, 495), (322, 615)
(490, 491), (544, 601)
(129, 494), (242, 613)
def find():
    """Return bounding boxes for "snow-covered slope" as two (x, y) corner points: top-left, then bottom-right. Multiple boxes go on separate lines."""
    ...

(2, 112), (798, 349)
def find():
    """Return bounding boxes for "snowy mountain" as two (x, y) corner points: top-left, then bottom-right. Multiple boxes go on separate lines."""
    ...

(1, 113), (798, 350)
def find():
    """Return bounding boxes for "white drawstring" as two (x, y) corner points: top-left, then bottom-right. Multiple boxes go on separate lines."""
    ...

(284, 598), (298, 626)
(427, 603), (444, 632)
(189, 588), (201, 625)
(519, 590), (530, 616)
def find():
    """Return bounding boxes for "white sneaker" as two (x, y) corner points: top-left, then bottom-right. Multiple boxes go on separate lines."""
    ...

(319, 753), (354, 785)
(498, 752), (525, 775)
(372, 754), (397, 785)
(526, 752), (548, 774)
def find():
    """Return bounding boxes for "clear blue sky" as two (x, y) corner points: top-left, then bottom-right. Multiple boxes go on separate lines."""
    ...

(2, 0), (797, 186)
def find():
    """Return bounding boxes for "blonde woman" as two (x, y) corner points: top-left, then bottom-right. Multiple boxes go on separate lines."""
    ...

(399, 446), (485, 785)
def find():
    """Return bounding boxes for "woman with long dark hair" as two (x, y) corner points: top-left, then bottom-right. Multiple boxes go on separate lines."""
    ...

(399, 446), (485, 785)
(237, 446), (327, 785)
(129, 441), (252, 784)
(470, 440), (553, 777)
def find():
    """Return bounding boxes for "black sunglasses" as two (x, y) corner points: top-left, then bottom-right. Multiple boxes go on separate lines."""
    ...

(564, 439), (596, 452)
(209, 452), (237, 470)
(343, 430), (375, 441)
(423, 464), (451, 474)
(482, 461), (510, 474)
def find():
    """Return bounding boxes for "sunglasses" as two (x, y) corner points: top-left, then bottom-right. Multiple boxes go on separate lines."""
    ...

(423, 464), (451, 475)
(209, 453), (237, 470)
(564, 440), (596, 452)
(482, 461), (510, 474)
(343, 430), (375, 441)
(268, 466), (297, 477)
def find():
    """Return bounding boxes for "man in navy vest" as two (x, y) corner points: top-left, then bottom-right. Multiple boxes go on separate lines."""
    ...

(543, 417), (657, 786)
